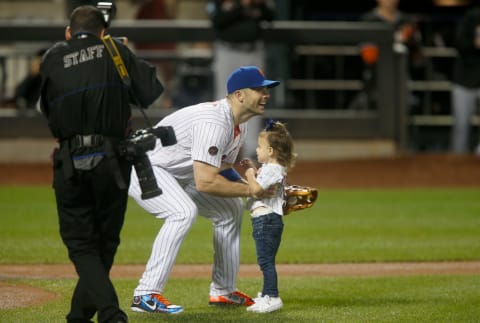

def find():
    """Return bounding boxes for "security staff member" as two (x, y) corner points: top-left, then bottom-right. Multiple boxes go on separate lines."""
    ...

(40, 5), (164, 323)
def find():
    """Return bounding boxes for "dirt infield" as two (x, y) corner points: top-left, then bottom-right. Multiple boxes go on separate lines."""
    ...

(1, 154), (480, 309)
(2, 262), (480, 280)
(2, 154), (480, 188)
(2, 262), (480, 309)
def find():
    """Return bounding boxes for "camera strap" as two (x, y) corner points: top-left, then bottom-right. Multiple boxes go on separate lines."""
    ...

(102, 35), (131, 86)
(101, 35), (153, 128)
(101, 35), (141, 190)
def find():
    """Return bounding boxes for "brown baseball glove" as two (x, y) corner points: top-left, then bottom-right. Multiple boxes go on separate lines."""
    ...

(283, 185), (318, 215)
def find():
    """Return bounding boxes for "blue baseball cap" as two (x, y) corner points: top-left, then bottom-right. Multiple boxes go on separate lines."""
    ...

(226, 66), (280, 94)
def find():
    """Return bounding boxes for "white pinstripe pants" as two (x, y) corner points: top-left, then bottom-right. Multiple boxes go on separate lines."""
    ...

(129, 166), (244, 297)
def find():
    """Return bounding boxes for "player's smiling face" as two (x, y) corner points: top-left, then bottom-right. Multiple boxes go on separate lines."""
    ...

(244, 87), (270, 115)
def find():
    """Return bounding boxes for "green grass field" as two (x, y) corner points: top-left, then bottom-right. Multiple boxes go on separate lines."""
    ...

(1, 186), (480, 322)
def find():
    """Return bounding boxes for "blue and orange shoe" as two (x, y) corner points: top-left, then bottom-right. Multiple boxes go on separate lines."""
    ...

(209, 290), (255, 306)
(130, 293), (183, 314)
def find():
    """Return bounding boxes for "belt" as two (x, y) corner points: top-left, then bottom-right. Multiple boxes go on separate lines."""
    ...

(68, 134), (104, 149)
(58, 135), (127, 189)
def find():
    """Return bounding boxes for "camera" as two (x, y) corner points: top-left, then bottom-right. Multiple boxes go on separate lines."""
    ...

(97, 1), (128, 45)
(96, 1), (116, 28)
(119, 126), (176, 200)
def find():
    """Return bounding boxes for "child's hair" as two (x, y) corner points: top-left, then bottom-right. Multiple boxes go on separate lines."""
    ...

(261, 120), (297, 169)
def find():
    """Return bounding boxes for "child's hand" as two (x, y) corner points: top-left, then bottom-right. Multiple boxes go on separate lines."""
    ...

(245, 168), (256, 178)
(239, 158), (257, 173)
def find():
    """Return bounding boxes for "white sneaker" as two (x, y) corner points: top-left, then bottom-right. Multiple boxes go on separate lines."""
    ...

(246, 292), (262, 312)
(253, 292), (262, 302)
(246, 294), (283, 313)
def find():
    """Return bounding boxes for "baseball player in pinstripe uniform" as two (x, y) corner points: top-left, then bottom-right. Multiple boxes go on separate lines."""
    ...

(129, 66), (280, 314)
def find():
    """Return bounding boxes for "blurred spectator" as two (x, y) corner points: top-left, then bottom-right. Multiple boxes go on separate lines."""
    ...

(131, 0), (177, 109)
(451, 2), (480, 154)
(348, 0), (424, 111)
(206, 0), (276, 159)
(207, 0), (275, 99)
(0, 55), (6, 105)
(362, 0), (419, 44)
(1, 48), (47, 110)
(172, 0), (212, 108)
(362, 0), (424, 80)
(13, 48), (47, 110)
(131, 0), (176, 52)
(133, 0), (175, 20)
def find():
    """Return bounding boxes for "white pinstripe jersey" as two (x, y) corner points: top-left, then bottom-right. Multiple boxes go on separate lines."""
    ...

(147, 98), (248, 182)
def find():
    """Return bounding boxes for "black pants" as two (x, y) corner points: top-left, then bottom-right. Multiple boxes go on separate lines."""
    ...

(53, 156), (131, 323)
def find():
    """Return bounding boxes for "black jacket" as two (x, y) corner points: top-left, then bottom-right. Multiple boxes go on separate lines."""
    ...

(208, 0), (275, 43)
(453, 7), (480, 88)
(40, 34), (163, 140)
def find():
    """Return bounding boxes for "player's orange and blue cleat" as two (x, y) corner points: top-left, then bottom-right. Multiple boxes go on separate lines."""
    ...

(209, 290), (255, 306)
(130, 293), (183, 314)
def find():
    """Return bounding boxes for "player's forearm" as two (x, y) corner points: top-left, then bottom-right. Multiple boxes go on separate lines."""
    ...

(196, 175), (251, 197)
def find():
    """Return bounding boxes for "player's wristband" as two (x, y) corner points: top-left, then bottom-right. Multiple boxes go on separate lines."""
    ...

(220, 168), (242, 182)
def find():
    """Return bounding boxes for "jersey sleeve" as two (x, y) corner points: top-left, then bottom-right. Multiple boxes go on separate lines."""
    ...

(191, 122), (229, 168)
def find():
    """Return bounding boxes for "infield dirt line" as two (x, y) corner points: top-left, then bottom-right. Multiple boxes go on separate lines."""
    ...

(1, 262), (480, 280)
(2, 262), (480, 311)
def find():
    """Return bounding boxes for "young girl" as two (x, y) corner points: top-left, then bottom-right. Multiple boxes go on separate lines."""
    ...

(241, 119), (297, 313)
